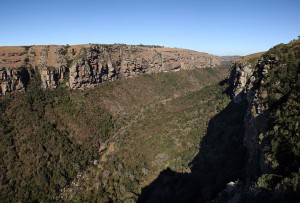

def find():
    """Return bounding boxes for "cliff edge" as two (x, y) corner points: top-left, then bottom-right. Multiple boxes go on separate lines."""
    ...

(0, 44), (225, 96)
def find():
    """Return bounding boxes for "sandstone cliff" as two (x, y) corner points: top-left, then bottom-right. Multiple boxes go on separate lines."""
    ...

(222, 44), (300, 201)
(0, 67), (27, 96)
(0, 44), (226, 95)
(228, 54), (279, 182)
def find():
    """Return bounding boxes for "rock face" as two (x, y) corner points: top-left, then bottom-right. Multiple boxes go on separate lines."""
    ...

(228, 54), (279, 182)
(65, 44), (224, 89)
(0, 67), (27, 96)
(228, 61), (254, 103)
(40, 66), (66, 89)
(0, 44), (226, 95)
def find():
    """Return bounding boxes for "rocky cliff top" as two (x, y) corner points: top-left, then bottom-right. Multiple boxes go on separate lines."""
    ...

(0, 44), (228, 96)
(221, 38), (300, 202)
(0, 44), (223, 69)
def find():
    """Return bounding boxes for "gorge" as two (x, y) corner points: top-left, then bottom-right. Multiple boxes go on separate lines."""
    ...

(0, 39), (299, 202)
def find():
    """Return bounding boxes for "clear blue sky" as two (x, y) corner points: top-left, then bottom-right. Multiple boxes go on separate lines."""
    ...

(0, 0), (299, 55)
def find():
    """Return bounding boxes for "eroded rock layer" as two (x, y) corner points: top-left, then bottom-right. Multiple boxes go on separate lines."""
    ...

(0, 44), (225, 94)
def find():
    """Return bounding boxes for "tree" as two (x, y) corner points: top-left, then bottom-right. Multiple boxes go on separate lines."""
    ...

(24, 57), (30, 64)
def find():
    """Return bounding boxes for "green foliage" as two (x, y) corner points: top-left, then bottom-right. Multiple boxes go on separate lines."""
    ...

(73, 84), (238, 202)
(58, 67), (229, 202)
(256, 174), (283, 189)
(0, 67), (228, 202)
(0, 74), (113, 201)
(24, 57), (30, 63)
(254, 40), (300, 197)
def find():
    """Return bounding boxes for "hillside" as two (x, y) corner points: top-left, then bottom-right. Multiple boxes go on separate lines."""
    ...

(235, 39), (300, 201)
(137, 39), (300, 202)
(0, 64), (228, 202)
(1, 39), (299, 202)
(237, 52), (265, 63)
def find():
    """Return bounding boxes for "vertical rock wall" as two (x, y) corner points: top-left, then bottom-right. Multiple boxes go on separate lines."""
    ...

(228, 55), (279, 182)
(0, 67), (27, 96)
(0, 44), (226, 95)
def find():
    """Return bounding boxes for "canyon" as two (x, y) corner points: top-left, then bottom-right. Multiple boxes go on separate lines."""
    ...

(0, 39), (299, 202)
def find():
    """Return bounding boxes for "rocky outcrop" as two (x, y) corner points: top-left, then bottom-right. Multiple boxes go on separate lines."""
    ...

(40, 66), (66, 89)
(67, 45), (224, 89)
(228, 61), (254, 103)
(228, 54), (279, 182)
(0, 44), (227, 95)
(0, 67), (27, 96)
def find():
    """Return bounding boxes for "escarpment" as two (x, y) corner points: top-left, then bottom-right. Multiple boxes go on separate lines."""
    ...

(0, 44), (225, 95)
(223, 39), (300, 201)
(1, 39), (299, 202)
(228, 54), (279, 182)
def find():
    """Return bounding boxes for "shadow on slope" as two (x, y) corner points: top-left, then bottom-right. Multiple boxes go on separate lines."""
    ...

(137, 100), (248, 203)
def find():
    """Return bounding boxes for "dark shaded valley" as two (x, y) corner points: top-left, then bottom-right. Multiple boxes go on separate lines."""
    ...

(138, 100), (247, 203)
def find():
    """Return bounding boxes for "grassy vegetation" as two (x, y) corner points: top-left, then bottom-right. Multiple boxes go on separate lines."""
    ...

(134, 39), (300, 202)
(238, 52), (265, 65)
(58, 70), (232, 202)
(136, 89), (247, 203)
(4, 38), (299, 202)
(0, 67), (228, 202)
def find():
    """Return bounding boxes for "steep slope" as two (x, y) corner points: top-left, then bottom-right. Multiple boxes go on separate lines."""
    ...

(137, 39), (300, 203)
(226, 39), (300, 202)
(58, 72), (230, 202)
(2, 39), (297, 202)
(0, 76), (114, 201)
(0, 66), (228, 202)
